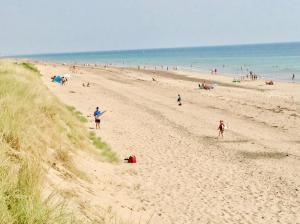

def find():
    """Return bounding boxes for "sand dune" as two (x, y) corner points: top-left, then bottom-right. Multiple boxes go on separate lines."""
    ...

(37, 62), (300, 224)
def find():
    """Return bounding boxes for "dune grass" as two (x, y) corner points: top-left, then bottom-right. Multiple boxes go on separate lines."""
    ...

(20, 62), (39, 73)
(0, 60), (118, 223)
(66, 106), (88, 123)
(89, 132), (118, 163)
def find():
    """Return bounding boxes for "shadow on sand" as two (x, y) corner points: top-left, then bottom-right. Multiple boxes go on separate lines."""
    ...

(239, 151), (288, 160)
(220, 139), (249, 143)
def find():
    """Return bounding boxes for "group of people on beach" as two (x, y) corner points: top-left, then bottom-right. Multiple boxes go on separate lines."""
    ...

(52, 63), (230, 140)
(137, 64), (178, 71)
(249, 71), (258, 80)
(199, 81), (214, 90)
(71, 63), (243, 138)
(82, 82), (90, 87)
(51, 75), (68, 85)
(73, 63), (299, 141)
(239, 71), (259, 81)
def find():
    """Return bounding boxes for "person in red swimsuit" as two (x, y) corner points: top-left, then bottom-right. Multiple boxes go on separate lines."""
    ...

(218, 120), (225, 138)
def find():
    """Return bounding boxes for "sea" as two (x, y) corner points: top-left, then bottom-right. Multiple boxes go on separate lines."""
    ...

(17, 42), (300, 81)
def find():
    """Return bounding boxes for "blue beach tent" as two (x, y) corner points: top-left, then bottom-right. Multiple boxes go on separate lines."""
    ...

(54, 75), (62, 83)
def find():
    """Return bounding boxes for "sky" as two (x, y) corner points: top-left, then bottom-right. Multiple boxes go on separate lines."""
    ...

(1, 0), (300, 56)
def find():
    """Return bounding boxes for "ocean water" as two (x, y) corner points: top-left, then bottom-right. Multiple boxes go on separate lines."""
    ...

(19, 42), (300, 81)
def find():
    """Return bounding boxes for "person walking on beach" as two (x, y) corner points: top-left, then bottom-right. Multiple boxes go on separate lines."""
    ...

(94, 107), (101, 129)
(218, 120), (225, 138)
(292, 73), (295, 81)
(177, 94), (182, 106)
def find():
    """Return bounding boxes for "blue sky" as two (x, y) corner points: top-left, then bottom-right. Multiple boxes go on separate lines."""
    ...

(1, 0), (300, 55)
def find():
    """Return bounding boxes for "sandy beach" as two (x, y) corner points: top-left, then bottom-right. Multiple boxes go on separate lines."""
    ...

(35, 62), (300, 224)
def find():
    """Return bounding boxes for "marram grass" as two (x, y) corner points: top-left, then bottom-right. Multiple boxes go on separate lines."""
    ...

(0, 60), (118, 223)
(89, 132), (118, 163)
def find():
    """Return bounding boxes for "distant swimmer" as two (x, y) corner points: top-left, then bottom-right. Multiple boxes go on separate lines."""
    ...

(177, 94), (182, 106)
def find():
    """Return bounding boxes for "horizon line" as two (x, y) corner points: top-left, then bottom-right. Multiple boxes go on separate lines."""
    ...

(6, 40), (300, 58)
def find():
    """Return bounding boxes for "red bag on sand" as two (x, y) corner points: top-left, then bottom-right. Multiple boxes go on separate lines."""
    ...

(128, 155), (136, 163)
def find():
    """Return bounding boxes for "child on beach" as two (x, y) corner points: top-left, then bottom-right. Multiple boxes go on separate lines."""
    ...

(61, 77), (66, 85)
(177, 94), (182, 106)
(218, 120), (225, 138)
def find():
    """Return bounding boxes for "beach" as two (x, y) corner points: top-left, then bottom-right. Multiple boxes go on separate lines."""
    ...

(35, 62), (300, 223)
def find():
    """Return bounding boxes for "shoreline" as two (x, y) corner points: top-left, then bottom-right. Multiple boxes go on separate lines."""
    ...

(6, 41), (300, 82)
(14, 57), (300, 85)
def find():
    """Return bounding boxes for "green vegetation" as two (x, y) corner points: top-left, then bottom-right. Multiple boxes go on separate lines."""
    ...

(66, 106), (88, 123)
(21, 62), (39, 73)
(0, 60), (118, 223)
(89, 132), (118, 163)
